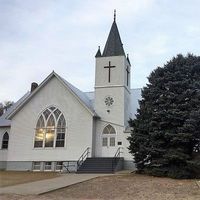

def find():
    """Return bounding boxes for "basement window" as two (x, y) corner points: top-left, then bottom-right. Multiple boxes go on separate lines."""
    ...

(55, 161), (63, 171)
(44, 162), (52, 171)
(33, 162), (41, 171)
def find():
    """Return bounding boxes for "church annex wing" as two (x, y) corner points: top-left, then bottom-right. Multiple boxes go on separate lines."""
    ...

(7, 71), (98, 120)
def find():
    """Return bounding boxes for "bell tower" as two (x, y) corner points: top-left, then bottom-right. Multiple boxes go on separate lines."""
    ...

(94, 11), (131, 127)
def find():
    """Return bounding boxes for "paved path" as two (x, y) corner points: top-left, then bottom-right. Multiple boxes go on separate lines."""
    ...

(0, 173), (109, 195)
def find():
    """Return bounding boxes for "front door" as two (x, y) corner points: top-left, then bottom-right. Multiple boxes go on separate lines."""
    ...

(101, 125), (117, 157)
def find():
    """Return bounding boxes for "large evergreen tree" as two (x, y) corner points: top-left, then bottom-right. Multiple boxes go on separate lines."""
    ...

(128, 54), (200, 178)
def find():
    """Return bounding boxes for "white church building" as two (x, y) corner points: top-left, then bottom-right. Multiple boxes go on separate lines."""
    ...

(0, 14), (141, 172)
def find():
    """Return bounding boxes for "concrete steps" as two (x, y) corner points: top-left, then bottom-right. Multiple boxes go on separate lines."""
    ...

(77, 157), (124, 173)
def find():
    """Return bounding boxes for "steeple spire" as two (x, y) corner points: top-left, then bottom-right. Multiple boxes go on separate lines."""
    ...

(102, 10), (125, 57)
(114, 9), (116, 22)
(95, 46), (102, 57)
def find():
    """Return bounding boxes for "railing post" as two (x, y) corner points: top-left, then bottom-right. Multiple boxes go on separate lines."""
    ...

(112, 147), (123, 172)
(77, 147), (90, 171)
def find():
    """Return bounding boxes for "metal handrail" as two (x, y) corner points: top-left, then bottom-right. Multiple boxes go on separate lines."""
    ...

(62, 161), (76, 173)
(77, 147), (90, 169)
(112, 147), (123, 172)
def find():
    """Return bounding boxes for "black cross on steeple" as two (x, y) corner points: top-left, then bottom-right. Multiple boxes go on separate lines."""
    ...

(104, 61), (116, 83)
(126, 66), (130, 86)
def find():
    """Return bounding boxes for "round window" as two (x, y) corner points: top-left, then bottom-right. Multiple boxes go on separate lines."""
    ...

(104, 96), (114, 107)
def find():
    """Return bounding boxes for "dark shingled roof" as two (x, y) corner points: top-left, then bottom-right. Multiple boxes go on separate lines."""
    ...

(102, 20), (125, 57)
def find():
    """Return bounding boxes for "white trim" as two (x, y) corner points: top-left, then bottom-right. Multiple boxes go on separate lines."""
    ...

(33, 106), (67, 149)
(7, 72), (96, 119)
(95, 85), (131, 94)
(53, 73), (96, 116)
(32, 161), (41, 171)
(102, 123), (117, 135)
(100, 119), (124, 128)
(95, 85), (124, 88)
(44, 161), (52, 171)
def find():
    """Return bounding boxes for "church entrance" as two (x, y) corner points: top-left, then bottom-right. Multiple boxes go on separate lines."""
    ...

(101, 125), (117, 157)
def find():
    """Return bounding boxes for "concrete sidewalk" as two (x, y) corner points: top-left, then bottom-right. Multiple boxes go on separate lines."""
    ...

(0, 173), (109, 195)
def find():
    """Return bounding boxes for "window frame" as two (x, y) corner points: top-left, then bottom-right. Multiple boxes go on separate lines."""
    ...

(32, 161), (41, 171)
(110, 137), (116, 146)
(102, 137), (108, 147)
(102, 124), (116, 147)
(55, 161), (63, 171)
(1, 132), (9, 149)
(33, 106), (66, 149)
(44, 161), (52, 171)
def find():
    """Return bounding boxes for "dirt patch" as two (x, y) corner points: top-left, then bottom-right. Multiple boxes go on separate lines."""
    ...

(0, 171), (59, 187)
(1, 174), (199, 200)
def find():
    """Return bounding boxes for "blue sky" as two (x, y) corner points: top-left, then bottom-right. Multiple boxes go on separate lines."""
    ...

(0, 0), (200, 102)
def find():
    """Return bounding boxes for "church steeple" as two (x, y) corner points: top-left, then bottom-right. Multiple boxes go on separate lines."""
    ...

(94, 11), (131, 128)
(114, 9), (116, 22)
(102, 10), (125, 57)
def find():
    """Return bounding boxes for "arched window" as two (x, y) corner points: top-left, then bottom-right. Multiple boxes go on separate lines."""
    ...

(2, 132), (9, 149)
(34, 106), (66, 148)
(102, 125), (116, 147)
(103, 124), (116, 134)
(45, 114), (55, 147)
(56, 114), (66, 147)
(34, 115), (45, 147)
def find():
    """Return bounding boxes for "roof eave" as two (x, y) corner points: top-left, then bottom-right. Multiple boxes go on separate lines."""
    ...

(54, 73), (96, 116)
(7, 71), (96, 119)
(0, 125), (11, 128)
(7, 72), (56, 120)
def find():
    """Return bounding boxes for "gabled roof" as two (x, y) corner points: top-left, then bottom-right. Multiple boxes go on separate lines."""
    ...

(6, 71), (97, 120)
(56, 73), (95, 113)
(0, 79), (142, 127)
(102, 19), (125, 57)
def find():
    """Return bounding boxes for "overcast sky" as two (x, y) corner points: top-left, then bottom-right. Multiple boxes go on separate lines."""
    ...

(0, 0), (200, 102)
